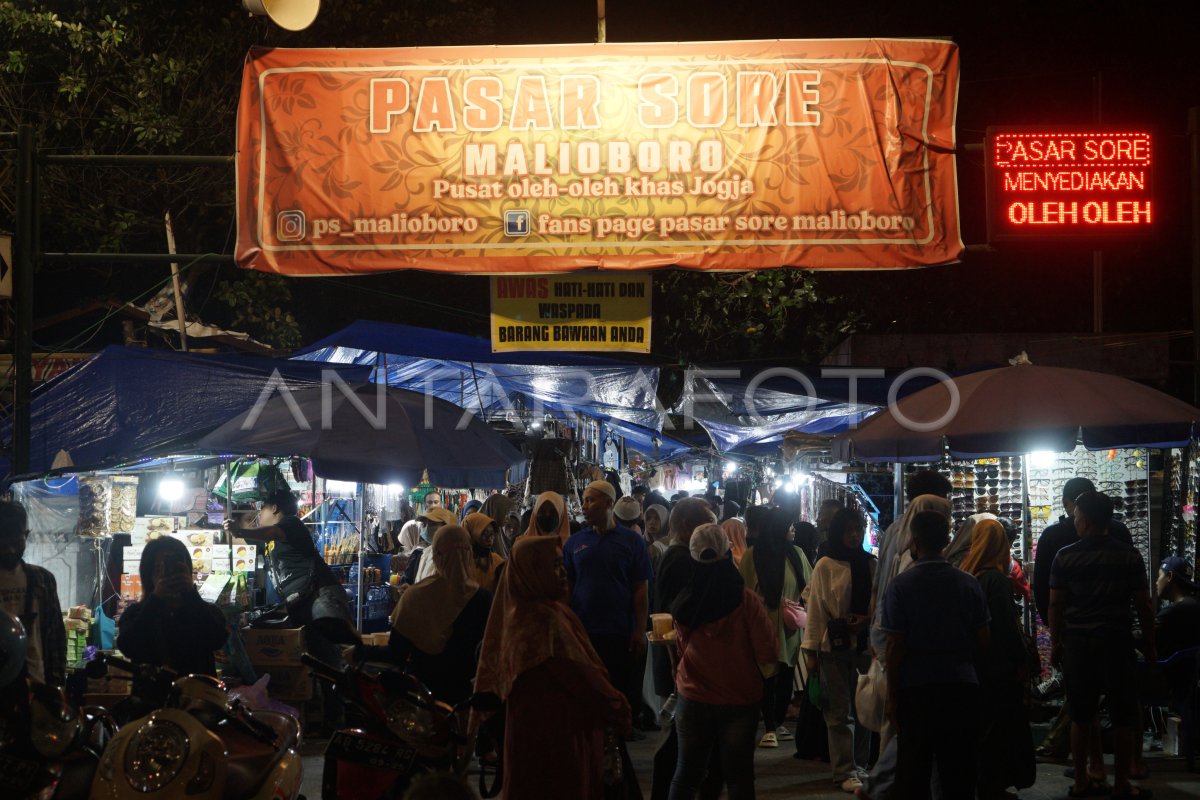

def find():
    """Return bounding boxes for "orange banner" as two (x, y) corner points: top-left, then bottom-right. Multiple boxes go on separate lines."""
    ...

(236, 39), (962, 275)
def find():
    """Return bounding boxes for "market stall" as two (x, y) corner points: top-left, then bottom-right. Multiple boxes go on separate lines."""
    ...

(833, 360), (1200, 673)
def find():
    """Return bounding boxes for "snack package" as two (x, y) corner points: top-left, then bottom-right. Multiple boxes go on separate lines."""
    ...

(78, 477), (111, 537)
(109, 476), (139, 534)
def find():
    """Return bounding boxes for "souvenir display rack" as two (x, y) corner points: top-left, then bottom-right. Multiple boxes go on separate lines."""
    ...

(904, 456), (1030, 562)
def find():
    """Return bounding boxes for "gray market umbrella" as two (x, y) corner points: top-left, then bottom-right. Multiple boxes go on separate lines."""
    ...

(832, 363), (1200, 462)
(197, 382), (523, 487)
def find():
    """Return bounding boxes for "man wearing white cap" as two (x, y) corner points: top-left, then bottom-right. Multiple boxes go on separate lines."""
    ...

(564, 480), (654, 729)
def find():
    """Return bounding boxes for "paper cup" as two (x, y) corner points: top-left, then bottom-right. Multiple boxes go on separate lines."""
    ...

(651, 613), (673, 639)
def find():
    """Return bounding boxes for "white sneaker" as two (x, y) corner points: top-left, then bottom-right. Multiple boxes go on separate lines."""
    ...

(840, 776), (863, 793)
(775, 725), (794, 741)
(758, 732), (778, 748)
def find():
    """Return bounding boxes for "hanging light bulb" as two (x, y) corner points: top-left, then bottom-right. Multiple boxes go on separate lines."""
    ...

(158, 474), (185, 503)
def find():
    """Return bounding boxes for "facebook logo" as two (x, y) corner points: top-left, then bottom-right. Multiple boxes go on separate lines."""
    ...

(504, 210), (531, 237)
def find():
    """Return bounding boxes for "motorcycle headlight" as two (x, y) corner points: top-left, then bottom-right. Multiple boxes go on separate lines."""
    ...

(385, 702), (437, 746)
(31, 703), (79, 759)
(124, 719), (190, 792)
(29, 685), (79, 759)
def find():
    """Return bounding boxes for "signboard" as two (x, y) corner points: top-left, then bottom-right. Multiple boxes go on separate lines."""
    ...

(985, 127), (1154, 242)
(236, 39), (962, 275)
(490, 274), (651, 353)
(0, 234), (11, 299)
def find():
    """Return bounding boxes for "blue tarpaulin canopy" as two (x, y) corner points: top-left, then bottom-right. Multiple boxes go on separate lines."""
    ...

(1, 346), (371, 480)
(672, 370), (880, 454)
(292, 321), (665, 432)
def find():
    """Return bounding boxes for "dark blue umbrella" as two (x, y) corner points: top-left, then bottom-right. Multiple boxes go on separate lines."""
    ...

(198, 382), (522, 487)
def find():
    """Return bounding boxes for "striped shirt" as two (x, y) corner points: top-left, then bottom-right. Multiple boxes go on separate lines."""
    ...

(1049, 534), (1147, 633)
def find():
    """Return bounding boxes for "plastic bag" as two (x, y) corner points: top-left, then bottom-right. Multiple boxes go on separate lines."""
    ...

(227, 674), (299, 719)
(855, 658), (886, 733)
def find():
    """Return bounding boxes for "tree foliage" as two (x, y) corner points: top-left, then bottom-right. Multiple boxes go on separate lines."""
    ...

(1, 1), (496, 349)
(655, 270), (862, 363)
(0, 2), (857, 359)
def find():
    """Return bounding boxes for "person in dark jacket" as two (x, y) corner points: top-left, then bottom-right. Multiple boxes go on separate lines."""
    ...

(117, 536), (228, 677)
(386, 525), (491, 705)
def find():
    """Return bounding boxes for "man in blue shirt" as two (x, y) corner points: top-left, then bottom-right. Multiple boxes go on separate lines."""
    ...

(881, 509), (990, 800)
(564, 479), (653, 713)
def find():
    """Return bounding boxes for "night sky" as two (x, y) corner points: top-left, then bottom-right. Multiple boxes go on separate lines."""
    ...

(25, 1), (1200, 354)
(492, 0), (1200, 337)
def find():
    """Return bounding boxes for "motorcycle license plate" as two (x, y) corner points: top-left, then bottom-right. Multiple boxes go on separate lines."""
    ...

(326, 730), (416, 773)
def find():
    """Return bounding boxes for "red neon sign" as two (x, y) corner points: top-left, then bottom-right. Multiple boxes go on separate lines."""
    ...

(984, 128), (1154, 242)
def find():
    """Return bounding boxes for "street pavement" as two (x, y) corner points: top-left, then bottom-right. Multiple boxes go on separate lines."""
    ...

(301, 724), (1200, 798)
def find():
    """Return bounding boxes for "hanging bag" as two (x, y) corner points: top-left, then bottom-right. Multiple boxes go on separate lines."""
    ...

(781, 598), (807, 631)
(855, 658), (887, 733)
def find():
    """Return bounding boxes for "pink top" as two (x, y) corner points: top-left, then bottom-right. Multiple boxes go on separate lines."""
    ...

(674, 589), (779, 706)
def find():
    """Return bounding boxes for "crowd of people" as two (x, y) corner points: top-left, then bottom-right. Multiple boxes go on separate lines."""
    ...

(2, 460), (1199, 799)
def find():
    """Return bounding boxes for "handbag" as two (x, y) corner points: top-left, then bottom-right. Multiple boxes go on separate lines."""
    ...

(781, 598), (807, 631)
(855, 658), (887, 733)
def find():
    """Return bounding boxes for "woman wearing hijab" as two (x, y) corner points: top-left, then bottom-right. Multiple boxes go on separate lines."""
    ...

(397, 519), (422, 554)
(463, 512), (505, 594)
(961, 519), (1036, 799)
(739, 507), (812, 748)
(474, 536), (630, 799)
(669, 523), (778, 800)
(387, 525), (492, 705)
(479, 494), (519, 558)
(801, 508), (876, 793)
(721, 518), (748, 567)
(526, 491), (571, 545)
(644, 504), (671, 573)
(459, 498), (483, 522)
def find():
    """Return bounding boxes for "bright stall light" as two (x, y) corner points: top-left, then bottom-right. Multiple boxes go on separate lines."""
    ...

(158, 476), (184, 503)
(1028, 451), (1057, 469)
(387, 483), (405, 495)
(784, 481), (797, 493)
(724, 461), (738, 474)
(325, 480), (358, 496)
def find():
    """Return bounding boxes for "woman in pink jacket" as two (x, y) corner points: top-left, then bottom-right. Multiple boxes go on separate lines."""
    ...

(669, 523), (778, 800)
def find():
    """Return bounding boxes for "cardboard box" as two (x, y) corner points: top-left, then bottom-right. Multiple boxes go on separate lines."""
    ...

(211, 545), (231, 573)
(119, 575), (143, 600)
(262, 666), (314, 701)
(122, 546), (144, 574)
(175, 530), (216, 548)
(240, 627), (306, 666)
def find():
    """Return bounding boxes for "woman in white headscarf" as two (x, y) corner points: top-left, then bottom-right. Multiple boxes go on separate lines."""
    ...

(397, 520), (422, 554)
(387, 525), (492, 704)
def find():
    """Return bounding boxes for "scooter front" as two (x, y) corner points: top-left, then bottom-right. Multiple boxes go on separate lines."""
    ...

(91, 707), (228, 799)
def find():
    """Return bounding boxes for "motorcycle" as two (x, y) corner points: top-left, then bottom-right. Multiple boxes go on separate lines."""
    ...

(301, 652), (472, 800)
(89, 653), (305, 800)
(0, 611), (116, 800)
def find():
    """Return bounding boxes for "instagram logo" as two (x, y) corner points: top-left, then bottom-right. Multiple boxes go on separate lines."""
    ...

(276, 210), (306, 241)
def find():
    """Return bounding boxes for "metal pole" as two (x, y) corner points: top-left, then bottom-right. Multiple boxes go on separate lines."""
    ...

(356, 483), (366, 630)
(596, 0), (606, 44)
(1021, 454), (1033, 635)
(223, 458), (233, 544)
(1189, 107), (1200, 405)
(13, 124), (35, 474)
(892, 463), (903, 523)
(163, 210), (189, 351)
